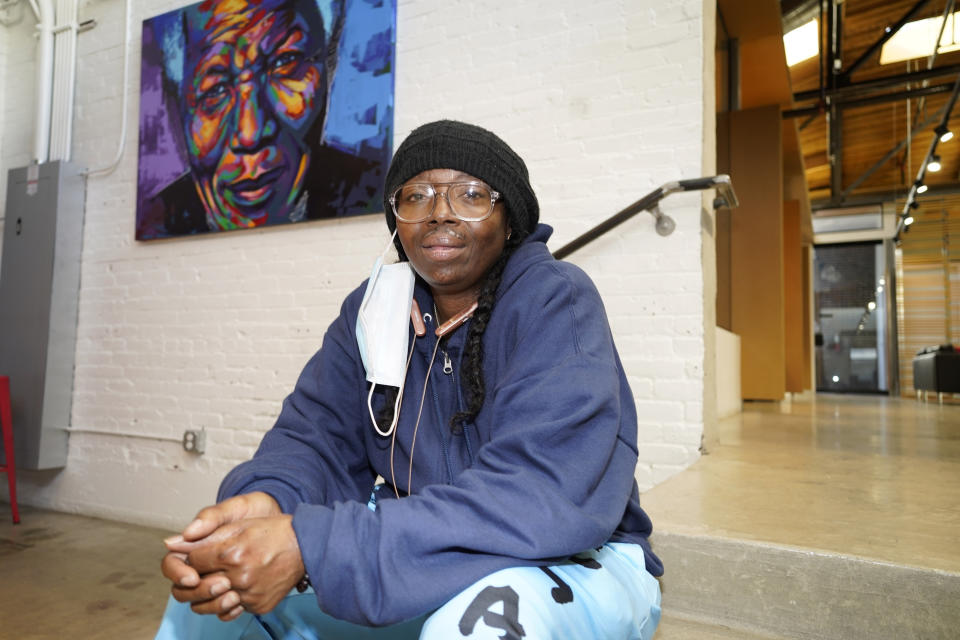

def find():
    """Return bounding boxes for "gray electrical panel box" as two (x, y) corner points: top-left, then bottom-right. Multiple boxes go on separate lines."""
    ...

(0, 162), (85, 470)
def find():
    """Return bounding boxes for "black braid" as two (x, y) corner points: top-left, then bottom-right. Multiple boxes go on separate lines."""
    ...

(451, 236), (522, 432)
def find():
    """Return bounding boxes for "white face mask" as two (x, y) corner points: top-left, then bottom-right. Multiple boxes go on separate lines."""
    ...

(357, 231), (415, 386)
(356, 232), (416, 436)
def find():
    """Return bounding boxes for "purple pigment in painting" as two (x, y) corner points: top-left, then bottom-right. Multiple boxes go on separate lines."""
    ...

(135, 0), (395, 240)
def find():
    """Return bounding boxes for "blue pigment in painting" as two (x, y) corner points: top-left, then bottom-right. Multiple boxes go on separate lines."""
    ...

(136, 0), (396, 240)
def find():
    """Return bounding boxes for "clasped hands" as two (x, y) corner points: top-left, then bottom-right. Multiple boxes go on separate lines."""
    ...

(161, 491), (305, 621)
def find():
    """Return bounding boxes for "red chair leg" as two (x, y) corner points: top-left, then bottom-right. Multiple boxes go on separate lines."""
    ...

(0, 376), (19, 524)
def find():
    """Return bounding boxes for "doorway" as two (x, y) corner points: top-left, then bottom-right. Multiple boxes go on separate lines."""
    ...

(814, 242), (891, 393)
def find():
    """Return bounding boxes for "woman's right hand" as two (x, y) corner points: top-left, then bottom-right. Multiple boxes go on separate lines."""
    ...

(160, 491), (282, 620)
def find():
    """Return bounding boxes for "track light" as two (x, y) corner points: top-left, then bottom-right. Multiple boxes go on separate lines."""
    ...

(917, 184), (928, 194)
(905, 215), (915, 226)
(936, 124), (954, 143)
(867, 301), (876, 311)
(927, 154), (942, 172)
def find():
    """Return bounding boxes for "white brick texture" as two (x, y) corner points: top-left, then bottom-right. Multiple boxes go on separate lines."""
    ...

(1, 0), (712, 529)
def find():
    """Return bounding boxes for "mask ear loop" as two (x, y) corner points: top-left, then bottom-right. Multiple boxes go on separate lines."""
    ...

(390, 340), (440, 498)
(381, 229), (400, 255)
(386, 331), (419, 497)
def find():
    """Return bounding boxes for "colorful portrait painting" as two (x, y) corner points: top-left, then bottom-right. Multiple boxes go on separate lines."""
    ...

(136, 0), (395, 240)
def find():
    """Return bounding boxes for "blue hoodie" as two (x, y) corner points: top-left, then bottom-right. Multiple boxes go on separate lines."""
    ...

(219, 224), (663, 626)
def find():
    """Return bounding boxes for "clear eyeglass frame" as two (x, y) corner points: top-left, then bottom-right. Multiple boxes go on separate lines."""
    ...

(389, 181), (501, 223)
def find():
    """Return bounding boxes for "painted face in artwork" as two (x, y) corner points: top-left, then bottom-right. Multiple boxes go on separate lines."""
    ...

(180, 0), (326, 230)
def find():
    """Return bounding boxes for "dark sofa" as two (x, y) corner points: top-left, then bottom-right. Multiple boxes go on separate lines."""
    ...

(913, 345), (960, 400)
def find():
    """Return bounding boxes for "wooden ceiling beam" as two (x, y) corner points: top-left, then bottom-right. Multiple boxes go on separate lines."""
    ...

(813, 182), (960, 210)
(896, 72), (960, 237)
(804, 151), (830, 168)
(794, 63), (960, 103)
(788, 0), (960, 235)
(839, 0), (932, 81)
(841, 111), (943, 198)
(828, 0), (843, 201)
(784, 82), (955, 118)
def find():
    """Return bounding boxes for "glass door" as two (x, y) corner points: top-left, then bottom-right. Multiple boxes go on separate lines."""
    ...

(814, 242), (890, 393)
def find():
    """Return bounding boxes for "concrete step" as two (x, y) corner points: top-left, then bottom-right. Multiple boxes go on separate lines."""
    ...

(657, 612), (786, 639)
(651, 530), (960, 640)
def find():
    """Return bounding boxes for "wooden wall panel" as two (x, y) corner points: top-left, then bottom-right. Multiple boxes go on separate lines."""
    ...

(954, 262), (960, 348)
(897, 264), (948, 394)
(729, 105), (786, 400)
(784, 200), (806, 392)
(896, 206), (960, 394)
(717, 113), (732, 331)
(802, 245), (813, 389)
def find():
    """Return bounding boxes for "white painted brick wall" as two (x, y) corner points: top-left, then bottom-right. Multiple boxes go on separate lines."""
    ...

(1, 5), (39, 212)
(0, 7), (5, 206)
(1, 0), (712, 530)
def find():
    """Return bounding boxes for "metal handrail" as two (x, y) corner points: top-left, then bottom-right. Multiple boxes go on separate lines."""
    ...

(551, 175), (740, 260)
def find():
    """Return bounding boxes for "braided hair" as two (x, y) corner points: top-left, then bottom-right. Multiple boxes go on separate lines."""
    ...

(450, 235), (522, 432)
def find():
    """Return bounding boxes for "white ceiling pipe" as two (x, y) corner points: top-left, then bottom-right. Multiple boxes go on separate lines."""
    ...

(33, 0), (54, 163)
(64, 0), (79, 162)
(85, 0), (130, 176)
(50, 0), (79, 161)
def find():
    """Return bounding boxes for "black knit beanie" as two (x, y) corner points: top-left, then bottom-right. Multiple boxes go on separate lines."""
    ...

(383, 120), (539, 247)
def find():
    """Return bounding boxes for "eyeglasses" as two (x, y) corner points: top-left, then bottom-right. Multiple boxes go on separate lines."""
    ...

(389, 182), (501, 223)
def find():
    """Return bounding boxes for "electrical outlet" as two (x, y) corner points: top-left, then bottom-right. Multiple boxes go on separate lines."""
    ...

(182, 429), (206, 454)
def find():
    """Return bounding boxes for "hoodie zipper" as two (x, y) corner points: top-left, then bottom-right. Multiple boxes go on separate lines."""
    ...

(418, 310), (455, 486)
(431, 345), (456, 484)
(442, 350), (453, 374)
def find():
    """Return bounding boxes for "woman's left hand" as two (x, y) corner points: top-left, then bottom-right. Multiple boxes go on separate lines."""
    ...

(166, 514), (305, 617)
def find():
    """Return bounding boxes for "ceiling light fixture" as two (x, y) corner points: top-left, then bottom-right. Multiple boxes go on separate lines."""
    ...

(905, 215), (915, 226)
(784, 19), (819, 66)
(917, 183), (929, 194)
(880, 11), (960, 64)
(936, 124), (954, 143)
(927, 154), (942, 172)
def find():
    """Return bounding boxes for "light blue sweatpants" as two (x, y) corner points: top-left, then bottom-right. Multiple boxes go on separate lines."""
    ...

(154, 542), (661, 640)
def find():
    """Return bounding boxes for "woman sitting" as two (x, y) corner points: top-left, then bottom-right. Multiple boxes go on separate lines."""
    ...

(157, 120), (663, 639)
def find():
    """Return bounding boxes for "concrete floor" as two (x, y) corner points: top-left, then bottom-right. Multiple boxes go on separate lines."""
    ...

(644, 392), (960, 639)
(642, 392), (960, 574)
(1, 393), (957, 639)
(0, 505), (172, 640)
